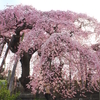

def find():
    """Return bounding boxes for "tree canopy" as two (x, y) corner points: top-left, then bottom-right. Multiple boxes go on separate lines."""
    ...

(0, 5), (100, 98)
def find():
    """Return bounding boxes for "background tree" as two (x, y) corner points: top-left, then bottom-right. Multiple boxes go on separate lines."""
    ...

(0, 5), (100, 98)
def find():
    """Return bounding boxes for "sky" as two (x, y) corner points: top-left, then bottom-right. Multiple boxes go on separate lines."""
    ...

(0, 0), (100, 21)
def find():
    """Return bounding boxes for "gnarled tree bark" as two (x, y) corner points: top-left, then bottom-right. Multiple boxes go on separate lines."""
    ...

(19, 52), (31, 92)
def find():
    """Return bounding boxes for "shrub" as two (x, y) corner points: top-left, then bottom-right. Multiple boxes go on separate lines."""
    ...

(0, 80), (20, 100)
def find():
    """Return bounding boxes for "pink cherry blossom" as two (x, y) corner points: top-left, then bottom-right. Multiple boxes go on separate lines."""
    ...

(0, 5), (100, 99)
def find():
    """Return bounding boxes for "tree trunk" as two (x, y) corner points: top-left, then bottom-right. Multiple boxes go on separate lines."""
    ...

(0, 45), (9, 72)
(0, 38), (5, 56)
(0, 35), (18, 73)
(19, 52), (31, 92)
(9, 57), (18, 94)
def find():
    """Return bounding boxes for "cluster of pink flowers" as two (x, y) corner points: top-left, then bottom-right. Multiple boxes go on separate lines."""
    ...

(0, 5), (100, 98)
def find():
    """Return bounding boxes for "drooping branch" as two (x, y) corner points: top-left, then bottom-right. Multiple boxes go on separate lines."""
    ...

(69, 61), (72, 89)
